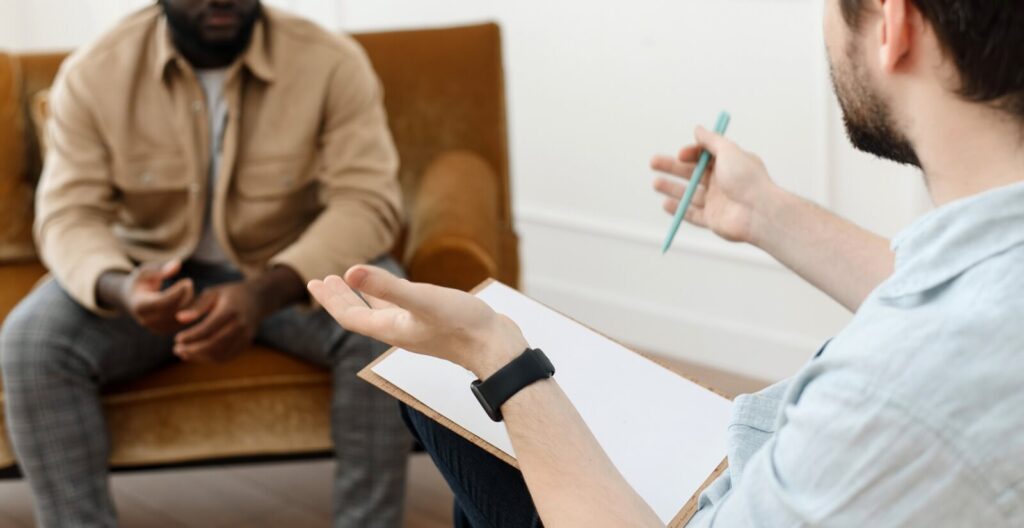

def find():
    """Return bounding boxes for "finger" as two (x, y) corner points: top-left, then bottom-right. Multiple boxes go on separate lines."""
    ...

(136, 279), (194, 316)
(310, 279), (403, 343)
(170, 278), (195, 311)
(175, 319), (240, 361)
(653, 176), (687, 199)
(176, 290), (218, 324)
(663, 196), (680, 215)
(159, 260), (182, 280)
(677, 145), (703, 162)
(308, 279), (369, 320)
(650, 155), (696, 179)
(654, 177), (707, 208)
(321, 275), (373, 309)
(176, 304), (234, 344)
(343, 265), (432, 314)
(663, 197), (706, 224)
(694, 126), (728, 156)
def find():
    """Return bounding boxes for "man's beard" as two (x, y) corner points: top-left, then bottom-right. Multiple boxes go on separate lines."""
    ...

(830, 43), (921, 168)
(162, 1), (261, 65)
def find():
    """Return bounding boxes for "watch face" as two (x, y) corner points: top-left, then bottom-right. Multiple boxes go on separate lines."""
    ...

(471, 380), (503, 422)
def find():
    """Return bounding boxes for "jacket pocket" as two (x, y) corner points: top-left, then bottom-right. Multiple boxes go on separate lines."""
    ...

(112, 158), (191, 235)
(233, 155), (314, 199)
(113, 157), (190, 192)
(227, 155), (319, 254)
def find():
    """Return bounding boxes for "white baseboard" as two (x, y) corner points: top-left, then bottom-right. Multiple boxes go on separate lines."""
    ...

(524, 275), (821, 384)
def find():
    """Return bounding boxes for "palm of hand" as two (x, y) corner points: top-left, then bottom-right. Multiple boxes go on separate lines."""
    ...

(314, 274), (499, 364)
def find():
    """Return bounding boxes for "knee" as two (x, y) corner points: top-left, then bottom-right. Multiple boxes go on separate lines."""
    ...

(399, 403), (444, 451)
(0, 285), (80, 384)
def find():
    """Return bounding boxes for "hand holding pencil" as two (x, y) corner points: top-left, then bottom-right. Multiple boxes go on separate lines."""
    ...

(651, 120), (781, 247)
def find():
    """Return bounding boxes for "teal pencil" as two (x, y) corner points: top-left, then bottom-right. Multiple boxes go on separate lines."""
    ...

(661, 111), (731, 253)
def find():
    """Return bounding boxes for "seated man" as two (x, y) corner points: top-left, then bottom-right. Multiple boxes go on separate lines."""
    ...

(0, 1), (408, 527)
(307, 0), (1024, 526)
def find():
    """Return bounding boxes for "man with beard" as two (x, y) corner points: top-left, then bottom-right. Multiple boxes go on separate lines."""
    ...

(0, 1), (408, 527)
(304, 0), (1024, 526)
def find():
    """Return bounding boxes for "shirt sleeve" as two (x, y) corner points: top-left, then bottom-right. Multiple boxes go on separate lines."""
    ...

(269, 40), (402, 285)
(34, 65), (133, 315)
(688, 369), (1006, 527)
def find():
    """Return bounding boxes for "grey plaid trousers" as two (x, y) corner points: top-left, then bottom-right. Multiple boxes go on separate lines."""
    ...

(0, 259), (410, 528)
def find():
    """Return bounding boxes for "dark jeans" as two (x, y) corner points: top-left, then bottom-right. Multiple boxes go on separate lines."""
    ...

(400, 403), (542, 528)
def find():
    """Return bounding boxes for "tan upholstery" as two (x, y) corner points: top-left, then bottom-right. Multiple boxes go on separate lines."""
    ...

(0, 23), (518, 470)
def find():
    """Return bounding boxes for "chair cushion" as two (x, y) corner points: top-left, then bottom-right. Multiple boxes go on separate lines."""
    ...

(0, 346), (332, 468)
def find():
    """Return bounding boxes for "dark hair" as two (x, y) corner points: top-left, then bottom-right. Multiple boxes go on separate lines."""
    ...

(840, 0), (1024, 119)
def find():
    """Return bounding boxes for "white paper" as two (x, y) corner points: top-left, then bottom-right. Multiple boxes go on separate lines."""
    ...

(372, 282), (734, 524)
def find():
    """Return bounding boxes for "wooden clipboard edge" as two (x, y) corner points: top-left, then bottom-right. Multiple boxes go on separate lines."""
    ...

(358, 356), (519, 469)
(358, 277), (730, 526)
(669, 457), (728, 527)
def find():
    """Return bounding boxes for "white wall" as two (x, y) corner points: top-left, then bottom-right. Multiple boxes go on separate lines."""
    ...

(0, 0), (929, 383)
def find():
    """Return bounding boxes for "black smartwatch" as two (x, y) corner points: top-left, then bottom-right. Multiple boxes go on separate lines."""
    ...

(471, 348), (555, 422)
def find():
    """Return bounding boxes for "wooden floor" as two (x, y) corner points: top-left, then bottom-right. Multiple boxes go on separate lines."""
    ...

(0, 357), (765, 527)
(0, 456), (453, 528)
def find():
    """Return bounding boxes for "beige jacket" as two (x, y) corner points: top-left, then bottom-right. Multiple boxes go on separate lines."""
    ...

(35, 5), (402, 314)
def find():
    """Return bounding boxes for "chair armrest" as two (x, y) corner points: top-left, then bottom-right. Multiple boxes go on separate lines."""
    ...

(404, 150), (501, 291)
(0, 262), (48, 324)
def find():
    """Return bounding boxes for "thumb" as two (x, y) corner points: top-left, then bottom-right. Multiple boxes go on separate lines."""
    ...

(694, 125), (728, 157)
(135, 260), (180, 291)
(343, 265), (429, 313)
(159, 259), (182, 280)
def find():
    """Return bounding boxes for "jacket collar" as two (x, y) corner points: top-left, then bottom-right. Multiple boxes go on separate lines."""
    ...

(879, 180), (1024, 299)
(152, 10), (275, 83)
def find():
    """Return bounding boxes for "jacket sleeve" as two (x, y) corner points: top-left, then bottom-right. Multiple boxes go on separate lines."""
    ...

(34, 65), (133, 315)
(269, 43), (402, 285)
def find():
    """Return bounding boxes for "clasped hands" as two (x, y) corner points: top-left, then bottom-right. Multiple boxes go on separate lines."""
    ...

(108, 260), (266, 363)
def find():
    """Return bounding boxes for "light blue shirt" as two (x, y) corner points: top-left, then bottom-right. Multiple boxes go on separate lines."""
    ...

(689, 181), (1024, 527)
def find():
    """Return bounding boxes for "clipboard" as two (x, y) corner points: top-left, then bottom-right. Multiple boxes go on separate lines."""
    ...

(359, 278), (733, 526)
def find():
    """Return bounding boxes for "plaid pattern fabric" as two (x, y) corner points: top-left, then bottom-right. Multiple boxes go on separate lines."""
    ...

(0, 258), (409, 528)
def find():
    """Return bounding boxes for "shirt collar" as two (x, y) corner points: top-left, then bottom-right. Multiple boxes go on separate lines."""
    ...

(152, 11), (275, 84)
(879, 180), (1024, 299)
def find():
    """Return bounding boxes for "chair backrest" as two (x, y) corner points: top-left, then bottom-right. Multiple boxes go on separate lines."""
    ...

(0, 23), (518, 285)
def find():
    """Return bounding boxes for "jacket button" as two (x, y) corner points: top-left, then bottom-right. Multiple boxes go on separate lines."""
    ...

(141, 173), (152, 185)
(189, 182), (201, 193)
(192, 101), (202, 113)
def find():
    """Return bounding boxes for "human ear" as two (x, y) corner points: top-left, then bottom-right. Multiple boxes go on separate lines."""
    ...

(878, 0), (912, 72)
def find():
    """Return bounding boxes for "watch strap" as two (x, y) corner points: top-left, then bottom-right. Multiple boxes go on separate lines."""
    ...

(471, 348), (555, 422)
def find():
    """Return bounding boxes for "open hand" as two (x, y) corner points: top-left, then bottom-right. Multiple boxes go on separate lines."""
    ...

(650, 126), (779, 244)
(308, 266), (527, 379)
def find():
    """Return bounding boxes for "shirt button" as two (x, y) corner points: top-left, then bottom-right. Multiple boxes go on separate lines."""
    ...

(189, 182), (201, 193)
(192, 101), (202, 113)
(141, 173), (152, 185)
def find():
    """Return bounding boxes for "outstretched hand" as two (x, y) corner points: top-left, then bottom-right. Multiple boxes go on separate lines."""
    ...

(308, 266), (527, 379)
(650, 126), (780, 244)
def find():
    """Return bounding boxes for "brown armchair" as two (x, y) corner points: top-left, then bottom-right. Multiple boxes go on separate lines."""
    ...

(0, 23), (518, 472)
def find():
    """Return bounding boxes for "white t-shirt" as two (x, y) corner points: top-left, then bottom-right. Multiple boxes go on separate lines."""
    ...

(190, 68), (233, 266)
